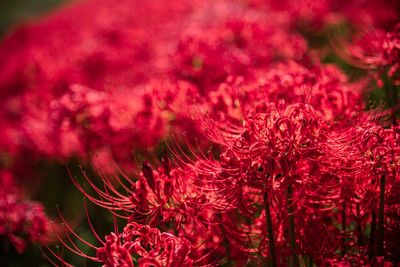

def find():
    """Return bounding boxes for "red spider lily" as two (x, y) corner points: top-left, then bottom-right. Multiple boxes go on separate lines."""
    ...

(183, 67), (399, 264)
(45, 210), (195, 267)
(335, 23), (400, 93)
(62, 161), (227, 266)
(0, 193), (49, 253)
(97, 222), (194, 267)
(0, 171), (50, 254)
(191, 61), (364, 135)
(47, 79), (399, 266)
(0, 0), (399, 265)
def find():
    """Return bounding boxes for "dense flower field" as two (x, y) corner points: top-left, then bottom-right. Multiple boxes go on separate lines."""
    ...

(0, 0), (399, 266)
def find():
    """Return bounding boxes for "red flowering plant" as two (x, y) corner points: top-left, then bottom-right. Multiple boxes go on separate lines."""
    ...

(333, 22), (400, 124)
(338, 23), (400, 84)
(46, 60), (399, 266)
(0, 170), (50, 262)
(0, 0), (399, 266)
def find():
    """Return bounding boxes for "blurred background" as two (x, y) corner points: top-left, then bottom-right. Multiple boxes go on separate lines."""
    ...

(0, 3), (117, 267)
(0, 0), (66, 37)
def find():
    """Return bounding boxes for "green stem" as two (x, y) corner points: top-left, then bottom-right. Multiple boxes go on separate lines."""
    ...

(342, 202), (346, 232)
(306, 256), (313, 267)
(264, 191), (277, 267)
(376, 175), (386, 257)
(341, 202), (347, 257)
(368, 210), (377, 260)
(356, 203), (363, 246)
(287, 184), (299, 267)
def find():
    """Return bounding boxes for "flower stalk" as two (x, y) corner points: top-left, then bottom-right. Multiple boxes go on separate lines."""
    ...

(287, 183), (299, 267)
(369, 210), (377, 260)
(356, 203), (363, 246)
(376, 175), (386, 257)
(264, 191), (277, 267)
(341, 202), (347, 257)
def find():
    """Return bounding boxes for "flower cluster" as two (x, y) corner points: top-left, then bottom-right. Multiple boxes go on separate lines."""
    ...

(0, 171), (49, 254)
(0, 193), (49, 253)
(97, 222), (193, 267)
(0, 0), (399, 265)
(340, 23), (400, 87)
